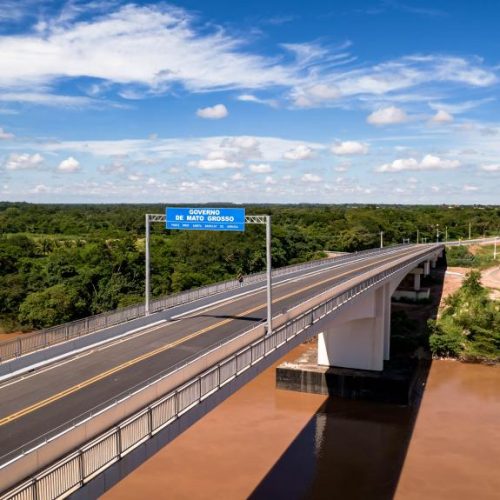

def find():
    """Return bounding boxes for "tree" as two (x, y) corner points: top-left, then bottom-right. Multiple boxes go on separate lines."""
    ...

(19, 284), (85, 328)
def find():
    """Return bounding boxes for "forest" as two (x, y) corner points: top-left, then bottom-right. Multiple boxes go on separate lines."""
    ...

(1, 203), (499, 332)
(429, 270), (500, 362)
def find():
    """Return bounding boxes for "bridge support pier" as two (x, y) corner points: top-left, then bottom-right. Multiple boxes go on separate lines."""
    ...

(317, 284), (391, 372)
(423, 260), (430, 276)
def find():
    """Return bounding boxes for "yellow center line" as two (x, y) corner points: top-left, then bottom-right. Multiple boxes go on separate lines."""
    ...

(0, 250), (415, 427)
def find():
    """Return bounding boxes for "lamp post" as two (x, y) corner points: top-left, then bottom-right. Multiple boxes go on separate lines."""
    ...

(380, 231), (384, 249)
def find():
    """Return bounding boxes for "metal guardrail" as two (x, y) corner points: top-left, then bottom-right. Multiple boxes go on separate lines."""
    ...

(0, 245), (405, 364)
(445, 236), (498, 246)
(1, 245), (441, 500)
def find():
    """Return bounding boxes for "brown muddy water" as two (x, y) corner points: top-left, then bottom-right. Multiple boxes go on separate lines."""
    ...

(104, 347), (500, 500)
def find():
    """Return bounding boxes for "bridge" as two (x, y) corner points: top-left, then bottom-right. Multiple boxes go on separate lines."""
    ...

(0, 239), (493, 499)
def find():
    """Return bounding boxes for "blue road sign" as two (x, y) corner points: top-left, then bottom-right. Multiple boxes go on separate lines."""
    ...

(166, 207), (246, 231)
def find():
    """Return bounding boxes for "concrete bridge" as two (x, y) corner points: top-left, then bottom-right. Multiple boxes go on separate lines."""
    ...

(0, 240), (487, 499)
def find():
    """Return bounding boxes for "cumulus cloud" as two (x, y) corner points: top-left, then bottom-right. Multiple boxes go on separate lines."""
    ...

(480, 164), (500, 172)
(301, 173), (322, 182)
(189, 150), (241, 170)
(463, 184), (479, 191)
(430, 109), (454, 123)
(4, 152), (43, 170)
(196, 104), (228, 119)
(331, 141), (368, 155)
(283, 144), (314, 160)
(376, 154), (460, 172)
(58, 156), (80, 173)
(367, 106), (408, 125)
(0, 127), (14, 139)
(249, 163), (272, 173)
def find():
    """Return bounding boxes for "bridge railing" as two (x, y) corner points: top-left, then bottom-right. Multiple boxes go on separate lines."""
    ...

(0, 244), (406, 364)
(0, 245), (441, 500)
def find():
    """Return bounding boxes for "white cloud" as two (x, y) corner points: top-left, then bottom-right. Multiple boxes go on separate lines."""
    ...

(196, 104), (228, 119)
(0, 3), (495, 112)
(292, 84), (341, 108)
(231, 172), (245, 181)
(38, 135), (323, 163)
(190, 151), (241, 170)
(30, 184), (51, 194)
(334, 163), (349, 172)
(367, 106), (408, 125)
(301, 173), (322, 182)
(283, 144), (314, 160)
(4, 152), (43, 170)
(0, 5), (293, 95)
(0, 127), (14, 139)
(58, 156), (80, 173)
(237, 94), (278, 107)
(264, 175), (276, 185)
(0, 92), (96, 107)
(480, 164), (500, 172)
(376, 154), (460, 172)
(463, 184), (479, 191)
(249, 163), (272, 173)
(430, 109), (454, 123)
(331, 140), (368, 155)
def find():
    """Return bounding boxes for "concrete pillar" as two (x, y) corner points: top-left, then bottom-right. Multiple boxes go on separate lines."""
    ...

(414, 273), (421, 291)
(423, 260), (430, 276)
(317, 285), (388, 371)
(383, 283), (391, 361)
(431, 259), (437, 269)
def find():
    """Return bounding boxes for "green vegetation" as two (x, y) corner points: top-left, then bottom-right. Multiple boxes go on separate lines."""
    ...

(0, 203), (499, 333)
(446, 244), (498, 269)
(429, 271), (500, 362)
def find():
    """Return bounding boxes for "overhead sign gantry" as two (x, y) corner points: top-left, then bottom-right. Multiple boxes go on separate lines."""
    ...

(145, 207), (272, 335)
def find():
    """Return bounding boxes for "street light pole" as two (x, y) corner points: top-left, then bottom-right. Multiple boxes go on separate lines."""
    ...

(445, 226), (448, 243)
(494, 237), (498, 260)
(380, 231), (384, 249)
(266, 216), (273, 335)
(417, 229), (420, 244)
(469, 222), (472, 240)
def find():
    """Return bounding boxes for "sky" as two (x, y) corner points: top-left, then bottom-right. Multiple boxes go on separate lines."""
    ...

(0, 0), (499, 204)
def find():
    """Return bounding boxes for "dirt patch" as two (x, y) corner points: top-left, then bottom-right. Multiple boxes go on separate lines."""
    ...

(441, 266), (500, 304)
(0, 331), (25, 343)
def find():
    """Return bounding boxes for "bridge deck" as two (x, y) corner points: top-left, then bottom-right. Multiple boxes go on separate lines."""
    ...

(0, 246), (429, 465)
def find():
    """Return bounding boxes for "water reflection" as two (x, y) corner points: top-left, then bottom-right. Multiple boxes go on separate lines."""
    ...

(250, 398), (413, 500)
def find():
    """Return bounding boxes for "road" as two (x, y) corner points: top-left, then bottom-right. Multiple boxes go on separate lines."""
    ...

(0, 246), (424, 464)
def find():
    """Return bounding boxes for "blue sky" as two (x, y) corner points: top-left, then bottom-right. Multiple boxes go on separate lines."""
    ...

(0, 0), (499, 204)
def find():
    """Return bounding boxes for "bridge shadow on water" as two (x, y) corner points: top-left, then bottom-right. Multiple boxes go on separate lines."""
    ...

(249, 257), (447, 500)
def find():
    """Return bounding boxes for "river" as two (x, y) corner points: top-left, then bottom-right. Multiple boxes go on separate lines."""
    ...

(104, 347), (500, 500)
